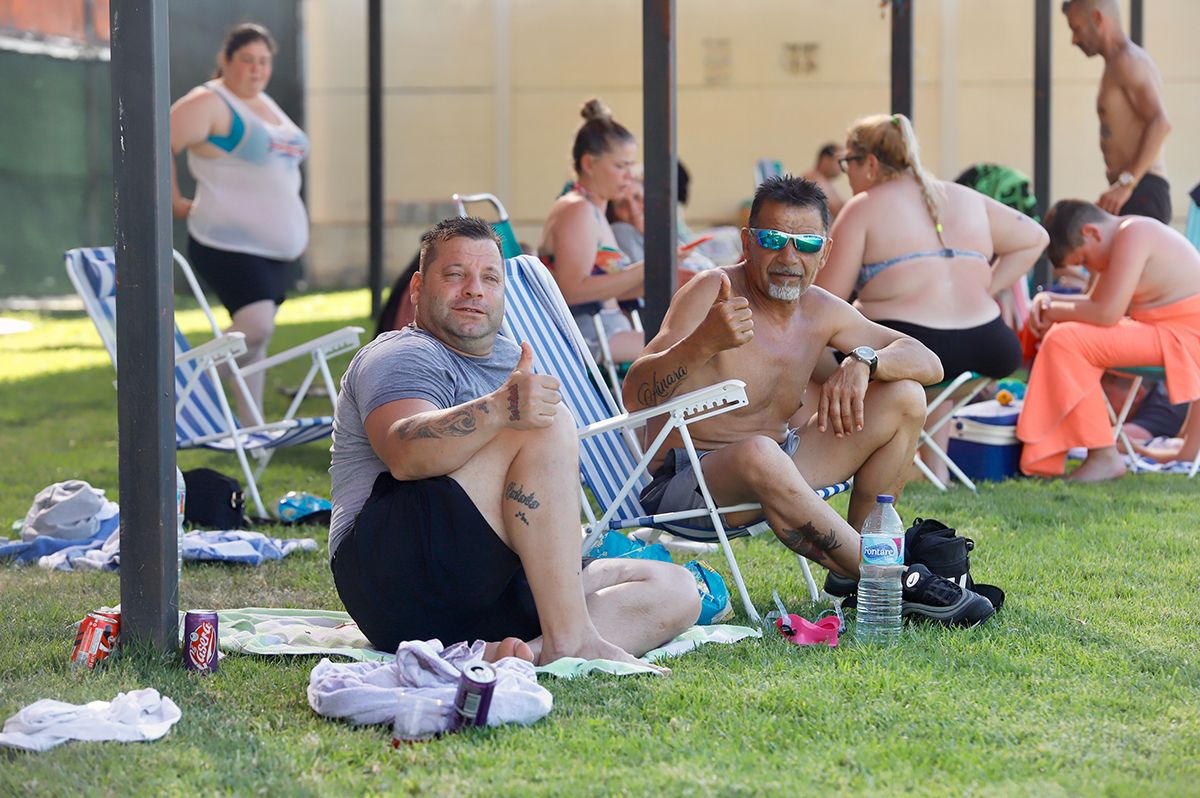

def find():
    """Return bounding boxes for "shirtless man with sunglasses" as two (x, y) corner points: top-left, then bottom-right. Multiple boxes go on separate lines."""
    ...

(623, 175), (943, 579)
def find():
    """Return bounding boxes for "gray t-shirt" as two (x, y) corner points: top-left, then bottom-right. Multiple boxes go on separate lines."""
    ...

(328, 326), (520, 559)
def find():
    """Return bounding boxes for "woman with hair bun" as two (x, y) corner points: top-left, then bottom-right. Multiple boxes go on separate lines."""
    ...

(170, 23), (309, 422)
(540, 98), (696, 364)
(815, 113), (1048, 483)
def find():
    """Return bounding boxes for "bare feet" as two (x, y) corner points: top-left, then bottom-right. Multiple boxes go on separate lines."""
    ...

(539, 636), (670, 676)
(1068, 446), (1127, 482)
(483, 637), (535, 663)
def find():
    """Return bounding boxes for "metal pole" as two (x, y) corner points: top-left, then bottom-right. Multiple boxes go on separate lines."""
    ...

(1033, 0), (1052, 288)
(368, 0), (384, 317)
(111, 0), (177, 652)
(891, 0), (914, 120)
(641, 0), (677, 340)
(1129, 0), (1143, 47)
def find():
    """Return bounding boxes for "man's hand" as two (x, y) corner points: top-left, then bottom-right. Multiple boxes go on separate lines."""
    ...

(818, 357), (869, 437)
(696, 271), (754, 356)
(1028, 292), (1054, 338)
(1098, 181), (1134, 214)
(497, 342), (562, 430)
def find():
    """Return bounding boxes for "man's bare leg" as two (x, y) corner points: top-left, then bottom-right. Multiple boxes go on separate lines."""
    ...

(449, 411), (675, 670)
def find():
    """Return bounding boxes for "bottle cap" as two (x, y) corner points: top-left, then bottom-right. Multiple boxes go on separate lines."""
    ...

(876, 494), (895, 503)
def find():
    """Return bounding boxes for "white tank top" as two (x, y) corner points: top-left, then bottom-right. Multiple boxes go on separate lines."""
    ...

(186, 80), (310, 261)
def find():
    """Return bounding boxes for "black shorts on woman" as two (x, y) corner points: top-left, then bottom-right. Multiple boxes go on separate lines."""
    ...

(187, 235), (292, 315)
(874, 315), (1022, 380)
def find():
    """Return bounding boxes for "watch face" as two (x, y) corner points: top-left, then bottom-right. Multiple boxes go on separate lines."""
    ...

(853, 346), (876, 361)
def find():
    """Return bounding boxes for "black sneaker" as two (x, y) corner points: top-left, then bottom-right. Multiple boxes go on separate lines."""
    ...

(821, 571), (859, 607)
(901, 564), (995, 628)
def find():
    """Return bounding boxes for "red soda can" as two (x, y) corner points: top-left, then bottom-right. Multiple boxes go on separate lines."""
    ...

(183, 610), (219, 673)
(70, 610), (121, 670)
(448, 662), (496, 731)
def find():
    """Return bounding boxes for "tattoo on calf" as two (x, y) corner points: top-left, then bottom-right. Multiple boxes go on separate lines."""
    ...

(395, 407), (477, 439)
(507, 384), (520, 422)
(636, 366), (688, 408)
(515, 511), (530, 526)
(778, 522), (843, 565)
(505, 482), (540, 510)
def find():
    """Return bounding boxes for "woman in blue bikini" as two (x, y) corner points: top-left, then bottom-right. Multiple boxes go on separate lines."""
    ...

(170, 24), (309, 423)
(816, 113), (1048, 482)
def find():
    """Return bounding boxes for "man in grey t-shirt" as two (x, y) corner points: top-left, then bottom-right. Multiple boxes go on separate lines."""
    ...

(329, 216), (698, 668)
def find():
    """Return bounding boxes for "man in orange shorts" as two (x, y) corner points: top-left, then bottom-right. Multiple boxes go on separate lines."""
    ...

(1018, 199), (1200, 480)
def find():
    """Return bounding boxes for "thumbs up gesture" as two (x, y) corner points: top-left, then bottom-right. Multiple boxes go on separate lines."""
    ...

(498, 342), (562, 429)
(697, 270), (754, 354)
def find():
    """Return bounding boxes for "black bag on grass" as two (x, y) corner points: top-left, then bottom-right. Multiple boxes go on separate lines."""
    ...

(906, 517), (1005, 610)
(183, 468), (246, 529)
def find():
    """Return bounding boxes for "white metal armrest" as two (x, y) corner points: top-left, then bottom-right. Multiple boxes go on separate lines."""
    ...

(238, 326), (364, 377)
(578, 379), (748, 440)
(175, 332), (247, 366)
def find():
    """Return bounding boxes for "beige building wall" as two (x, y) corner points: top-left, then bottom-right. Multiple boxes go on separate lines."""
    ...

(301, 0), (1200, 288)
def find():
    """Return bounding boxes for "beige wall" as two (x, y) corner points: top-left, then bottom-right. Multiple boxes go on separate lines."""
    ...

(301, 0), (1200, 288)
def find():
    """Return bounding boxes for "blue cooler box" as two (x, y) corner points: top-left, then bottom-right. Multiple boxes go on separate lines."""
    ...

(947, 399), (1022, 482)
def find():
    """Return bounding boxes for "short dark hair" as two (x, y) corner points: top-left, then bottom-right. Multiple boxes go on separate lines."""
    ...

(817, 143), (838, 161)
(748, 175), (830, 231)
(677, 160), (691, 206)
(419, 217), (502, 273)
(1043, 199), (1106, 267)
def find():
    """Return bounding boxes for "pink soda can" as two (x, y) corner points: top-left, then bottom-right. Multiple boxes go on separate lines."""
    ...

(183, 610), (219, 673)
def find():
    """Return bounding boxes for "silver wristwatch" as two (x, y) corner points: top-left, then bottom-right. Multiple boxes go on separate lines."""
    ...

(1117, 171), (1136, 188)
(848, 346), (878, 379)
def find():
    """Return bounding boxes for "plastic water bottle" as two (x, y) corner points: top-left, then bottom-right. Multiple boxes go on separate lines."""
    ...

(175, 466), (186, 601)
(856, 495), (905, 645)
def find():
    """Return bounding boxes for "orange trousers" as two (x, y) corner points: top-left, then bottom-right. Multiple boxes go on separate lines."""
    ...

(1017, 293), (1200, 476)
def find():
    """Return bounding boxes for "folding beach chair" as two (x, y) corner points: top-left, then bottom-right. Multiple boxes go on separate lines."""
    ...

(500, 254), (851, 625)
(65, 246), (364, 517)
(754, 158), (785, 188)
(914, 371), (993, 491)
(1105, 366), (1200, 477)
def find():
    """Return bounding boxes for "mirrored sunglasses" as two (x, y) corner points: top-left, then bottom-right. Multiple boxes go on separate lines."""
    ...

(749, 228), (828, 253)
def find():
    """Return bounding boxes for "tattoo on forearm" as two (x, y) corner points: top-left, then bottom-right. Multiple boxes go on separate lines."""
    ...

(505, 482), (540, 510)
(515, 511), (530, 526)
(507, 384), (520, 422)
(394, 407), (477, 439)
(636, 366), (688, 407)
(777, 522), (843, 567)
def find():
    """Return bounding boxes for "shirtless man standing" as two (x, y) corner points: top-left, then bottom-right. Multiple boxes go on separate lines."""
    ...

(623, 175), (994, 626)
(1062, 0), (1172, 223)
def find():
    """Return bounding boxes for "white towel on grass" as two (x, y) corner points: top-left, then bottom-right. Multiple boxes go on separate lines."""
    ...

(307, 639), (552, 733)
(0, 688), (181, 752)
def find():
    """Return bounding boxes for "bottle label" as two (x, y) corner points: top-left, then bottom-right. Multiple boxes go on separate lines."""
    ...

(861, 533), (904, 565)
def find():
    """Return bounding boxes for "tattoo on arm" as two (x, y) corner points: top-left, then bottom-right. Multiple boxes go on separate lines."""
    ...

(394, 407), (478, 440)
(636, 366), (688, 407)
(777, 522), (843, 568)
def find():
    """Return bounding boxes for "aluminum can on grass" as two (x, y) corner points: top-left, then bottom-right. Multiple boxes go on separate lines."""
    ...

(183, 610), (219, 673)
(70, 610), (120, 670)
(448, 662), (496, 731)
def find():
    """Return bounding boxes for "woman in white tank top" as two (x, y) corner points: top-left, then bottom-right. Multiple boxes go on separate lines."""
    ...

(170, 23), (309, 421)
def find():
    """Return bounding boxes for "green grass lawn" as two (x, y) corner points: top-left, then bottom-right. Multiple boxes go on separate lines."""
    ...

(2, 294), (1199, 796)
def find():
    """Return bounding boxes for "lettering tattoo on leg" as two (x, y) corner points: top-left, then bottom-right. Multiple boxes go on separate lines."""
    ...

(505, 482), (540, 510)
(394, 407), (477, 439)
(636, 366), (688, 407)
(777, 522), (843, 568)
(515, 511), (530, 526)
(507, 384), (520, 422)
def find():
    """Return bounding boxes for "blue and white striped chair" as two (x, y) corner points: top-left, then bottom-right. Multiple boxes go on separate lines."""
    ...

(65, 247), (363, 517)
(500, 254), (850, 625)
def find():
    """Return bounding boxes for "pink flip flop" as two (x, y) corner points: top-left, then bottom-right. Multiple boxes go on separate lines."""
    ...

(775, 613), (840, 647)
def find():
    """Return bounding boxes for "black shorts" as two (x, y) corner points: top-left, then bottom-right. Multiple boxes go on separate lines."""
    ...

(331, 472), (541, 652)
(874, 315), (1022, 380)
(187, 235), (291, 316)
(1128, 379), (1189, 438)
(1120, 173), (1172, 224)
